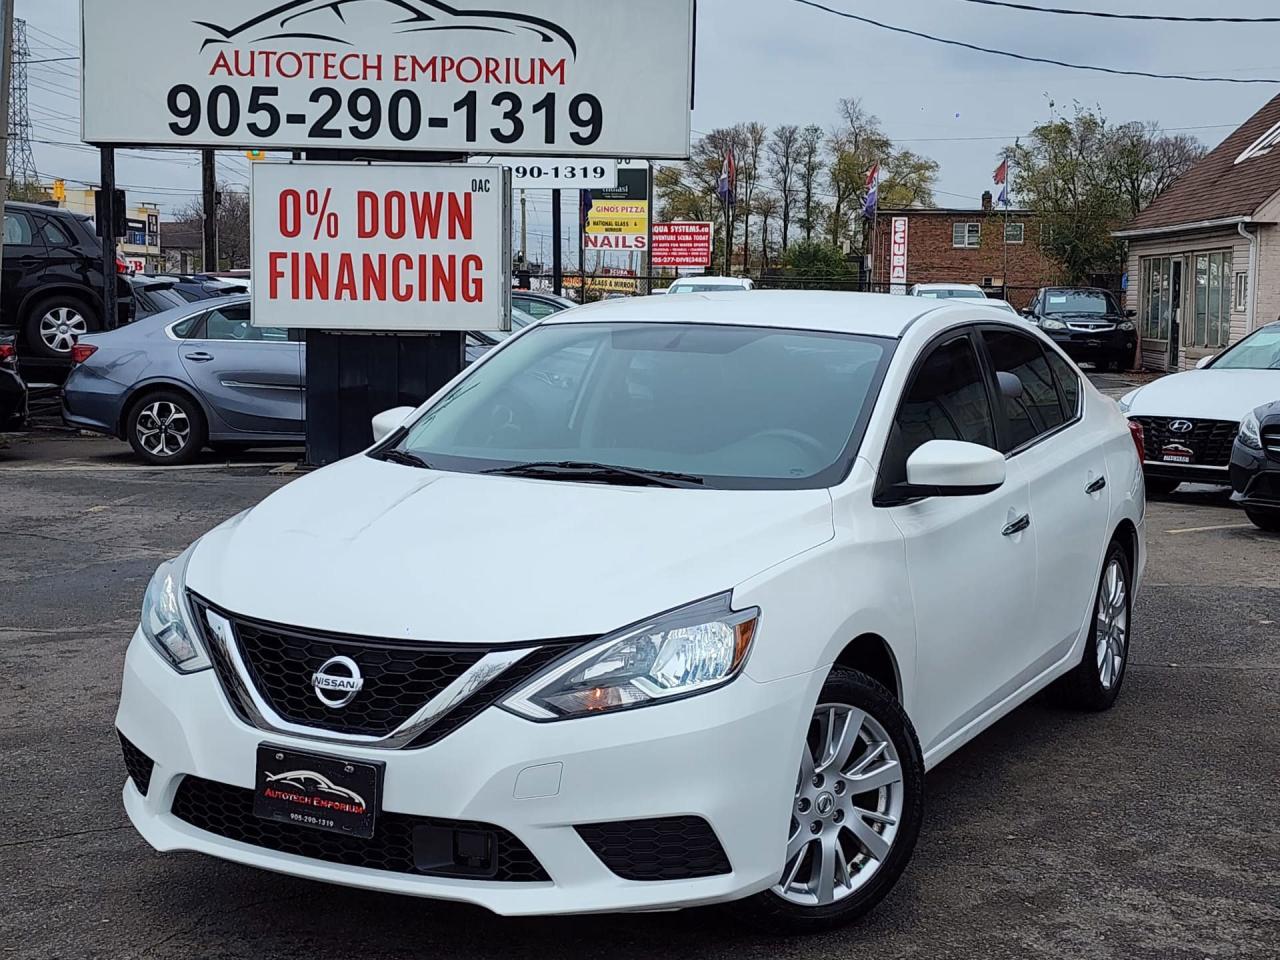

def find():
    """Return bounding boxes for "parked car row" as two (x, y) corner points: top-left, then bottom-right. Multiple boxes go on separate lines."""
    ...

(0, 335), (28, 431)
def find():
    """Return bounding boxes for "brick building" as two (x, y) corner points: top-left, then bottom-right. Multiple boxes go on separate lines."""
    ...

(1115, 93), (1280, 372)
(871, 193), (1063, 309)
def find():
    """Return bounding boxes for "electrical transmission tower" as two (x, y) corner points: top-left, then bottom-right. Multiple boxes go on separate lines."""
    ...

(7, 17), (38, 188)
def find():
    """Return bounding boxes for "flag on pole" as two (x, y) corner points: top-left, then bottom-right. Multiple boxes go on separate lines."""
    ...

(863, 179), (879, 220)
(717, 148), (737, 208)
(865, 163), (879, 190)
(993, 159), (1009, 185)
(998, 185), (1009, 208)
(579, 190), (594, 229)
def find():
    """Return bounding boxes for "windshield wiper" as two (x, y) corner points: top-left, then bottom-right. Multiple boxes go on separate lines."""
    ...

(482, 460), (704, 488)
(374, 449), (434, 470)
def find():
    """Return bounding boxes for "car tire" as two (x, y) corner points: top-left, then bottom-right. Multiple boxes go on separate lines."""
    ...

(126, 390), (206, 466)
(729, 667), (925, 935)
(1144, 477), (1180, 497)
(23, 294), (99, 359)
(1244, 508), (1280, 533)
(1055, 542), (1132, 712)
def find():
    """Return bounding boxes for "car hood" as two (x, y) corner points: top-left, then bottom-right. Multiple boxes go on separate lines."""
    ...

(1125, 369), (1280, 422)
(187, 456), (836, 643)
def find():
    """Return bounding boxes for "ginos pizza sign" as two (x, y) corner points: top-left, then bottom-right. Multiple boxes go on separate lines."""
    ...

(890, 217), (909, 295)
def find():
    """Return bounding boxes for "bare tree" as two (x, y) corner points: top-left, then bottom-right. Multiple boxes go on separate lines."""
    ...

(1108, 120), (1205, 218)
(797, 125), (825, 243)
(768, 124), (800, 253)
(737, 122), (768, 274)
(754, 192), (779, 273)
(174, 185), (251, 269)
(827, 99), (890, 248)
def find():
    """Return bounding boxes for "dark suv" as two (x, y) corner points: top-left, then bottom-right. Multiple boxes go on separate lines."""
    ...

(2, 201), (132, 360)
(1023, 287), (1137, 372)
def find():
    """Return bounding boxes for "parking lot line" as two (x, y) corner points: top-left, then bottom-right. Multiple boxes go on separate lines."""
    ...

(1165, 522), (1257, 535)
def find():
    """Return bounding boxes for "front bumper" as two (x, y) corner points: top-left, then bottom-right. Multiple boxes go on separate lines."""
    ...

(117, 628), (822, 915)
(1229, 441), (1280, 513)
(1045, 328), (1135, 365)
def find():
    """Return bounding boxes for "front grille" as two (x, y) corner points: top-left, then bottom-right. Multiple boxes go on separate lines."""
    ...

(190, 594), (591, 747)
(172, 776), (550, 882)
(576, 817), (731, 881)
(1133, 417), (1238, 468)
(119, 732), (154, 796)
(1263, 427), (1280, 461)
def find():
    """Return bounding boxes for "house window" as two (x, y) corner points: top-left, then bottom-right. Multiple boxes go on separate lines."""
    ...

(952, 222), (981, 248)
(1234, 272), (1249, 312)
(1004, 223), (1025, 244)
(1189, 251), (1233, 349)
(1140, 256), (1176, 342)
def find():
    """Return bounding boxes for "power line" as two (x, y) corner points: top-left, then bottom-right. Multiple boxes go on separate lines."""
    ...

(783, 0), (1280, 83)
(952, 0), (1280, 22)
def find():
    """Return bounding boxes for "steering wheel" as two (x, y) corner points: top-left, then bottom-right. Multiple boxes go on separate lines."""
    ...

(750, 428), (828, 460)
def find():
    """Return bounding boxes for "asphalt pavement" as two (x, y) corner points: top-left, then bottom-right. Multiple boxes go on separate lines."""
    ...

(2, 382), (1277, 960)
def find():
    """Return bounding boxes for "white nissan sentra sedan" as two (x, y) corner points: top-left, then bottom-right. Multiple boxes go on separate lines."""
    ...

(117, 292), (1145, 933)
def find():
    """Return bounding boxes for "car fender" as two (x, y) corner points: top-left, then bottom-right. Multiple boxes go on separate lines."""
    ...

(17, 282), (103, 321)
(117, 376), (222, 437)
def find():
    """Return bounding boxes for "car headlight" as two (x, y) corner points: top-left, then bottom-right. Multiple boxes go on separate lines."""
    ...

(140, 545), (209, 673)
(1117, 321), (1136, 332)
(1239, 410), (1263, 451)
(503, 594), (759, 720)
(1118, 390), (1139, 414)
(1040, 318), (1067, 331)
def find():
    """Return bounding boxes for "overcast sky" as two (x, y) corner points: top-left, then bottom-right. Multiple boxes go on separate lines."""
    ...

(17, 0), (1280, 258)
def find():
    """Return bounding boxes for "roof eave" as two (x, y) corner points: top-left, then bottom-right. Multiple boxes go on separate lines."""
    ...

(1112, 216), (1252, 240)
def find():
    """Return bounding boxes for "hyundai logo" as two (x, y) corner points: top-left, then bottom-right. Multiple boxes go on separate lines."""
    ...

(1169, 420), (1195, 435)
(312, 656), (364, 709)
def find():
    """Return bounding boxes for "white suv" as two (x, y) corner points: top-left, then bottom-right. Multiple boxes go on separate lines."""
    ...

(117, 292), (1145, 933)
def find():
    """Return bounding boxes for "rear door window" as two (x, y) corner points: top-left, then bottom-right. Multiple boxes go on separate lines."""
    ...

(3, 211), (38, 247)
(38, 217), (74, 247)
(204, 303), (288, 343)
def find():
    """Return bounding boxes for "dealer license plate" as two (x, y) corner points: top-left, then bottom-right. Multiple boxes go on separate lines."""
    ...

(253, 745), (383, 839)
(1161, 443), (1195, 465)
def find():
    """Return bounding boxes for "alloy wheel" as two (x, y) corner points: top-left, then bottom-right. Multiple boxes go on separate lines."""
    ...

(1095, 558), (1129, 690)
(773, 704), (905, 907)
(135, 402), (192, 458)
(38, 307), (88, 354)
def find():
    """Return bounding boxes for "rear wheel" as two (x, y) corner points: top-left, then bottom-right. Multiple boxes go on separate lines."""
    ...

(1144, 476), (1180, 497)
(731, 668), (924, 934)
(1056, 542), (1132, 711)
(126, 390), (206, 466)
(23, 294), (98, 359)
(1245, 508), (1280, 533)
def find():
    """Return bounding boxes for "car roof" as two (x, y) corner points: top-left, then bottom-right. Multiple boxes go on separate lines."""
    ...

(912, 282), (983, 290)
(670, 276), (749, 284)
(543, 290), (954, 339)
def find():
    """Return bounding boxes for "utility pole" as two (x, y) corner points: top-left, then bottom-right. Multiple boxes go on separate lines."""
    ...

(551, 188), (563, 295)
(519, 189), (527, 268)
(0, 0), (15, 300)
(201, 150), (218, 272)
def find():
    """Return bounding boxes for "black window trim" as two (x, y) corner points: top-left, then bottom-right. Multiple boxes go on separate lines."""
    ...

(873, 323), (1003, 506)
(973, 323), (1083, 458)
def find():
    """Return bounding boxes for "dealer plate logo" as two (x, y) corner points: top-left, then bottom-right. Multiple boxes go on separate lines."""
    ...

(312, 656), (364, 709)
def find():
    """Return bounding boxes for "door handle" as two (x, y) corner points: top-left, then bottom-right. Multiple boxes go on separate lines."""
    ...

(1086, 476), (1108, 495)
(1002, 514), (1031, 537)
(184, 352), (214, 363)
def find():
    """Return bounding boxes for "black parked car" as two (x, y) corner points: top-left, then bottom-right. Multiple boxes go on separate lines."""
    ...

(1230, 401), (1280, 532)
(1023, 288), (1137, 371)
(2, 201), (132, 359)
(128, 276), (192, 320)
(147, 274), (249, 303)
(0, 334), (29, 431)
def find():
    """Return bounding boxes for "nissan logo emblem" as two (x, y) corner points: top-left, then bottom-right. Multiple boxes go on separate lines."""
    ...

(312, 656), (364, 709)
(1169, 420), (1195, 434)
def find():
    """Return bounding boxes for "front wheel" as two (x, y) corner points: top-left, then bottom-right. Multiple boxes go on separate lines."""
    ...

(731, 667), (925, 934)
(1245, 507), (1280, 533)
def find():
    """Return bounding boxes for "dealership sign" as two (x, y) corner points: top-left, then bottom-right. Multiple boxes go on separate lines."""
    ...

(890, 217), (909, 295)
(474, 156), (618, 190)
(250, 162), (511, 331)
(652, 222), (712, 269)
(81, 0), (695, 158)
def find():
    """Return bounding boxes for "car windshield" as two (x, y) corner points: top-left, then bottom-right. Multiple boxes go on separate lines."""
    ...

(1043, 291), (1118, 315)
(394, 322), (892, 489)
(1211, 326), (1280, 370)
(916, 289), (985, 300)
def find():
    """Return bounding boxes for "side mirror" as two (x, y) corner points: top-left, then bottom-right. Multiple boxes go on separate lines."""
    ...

(1195, 356), (1214, 370)
(903, 440), (1007, 498)
(371, 406), (416, 444)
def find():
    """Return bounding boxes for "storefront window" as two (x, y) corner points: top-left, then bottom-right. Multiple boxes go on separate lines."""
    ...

(1189, 251), (1232, 349)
